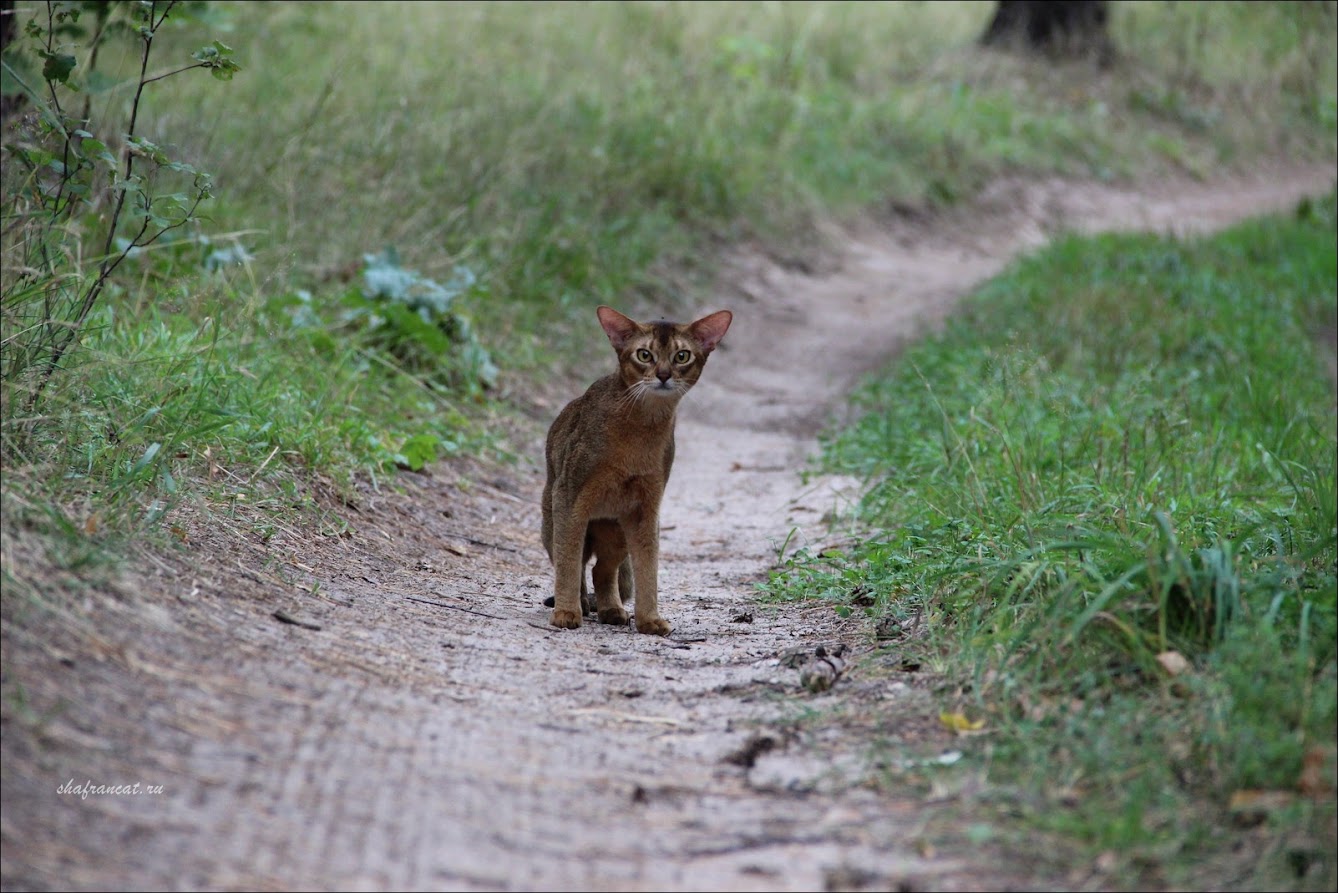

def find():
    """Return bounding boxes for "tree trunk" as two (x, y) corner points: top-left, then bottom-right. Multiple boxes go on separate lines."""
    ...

(1, 0), (24, 122)
(0, 0), (15, 55)
(981, 1), (1115, 64)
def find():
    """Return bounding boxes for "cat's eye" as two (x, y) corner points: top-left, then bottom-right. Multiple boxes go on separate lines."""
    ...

(674, 349), (692, 364)
(635, 348), (653, 363)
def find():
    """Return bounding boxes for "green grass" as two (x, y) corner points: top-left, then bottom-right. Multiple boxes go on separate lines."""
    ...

(1, 251), (502, 534)
(2, 1), (1335, 548)
(761, 191), (1337, 888)
(129, 1), (1338, 341)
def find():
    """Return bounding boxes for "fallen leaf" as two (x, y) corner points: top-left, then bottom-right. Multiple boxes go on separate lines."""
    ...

(930, 750), (963, 766)
(940, 711), (986, 733)
(1228, 789), (1297, 826)
(1156, 650), (1190, 677)
(1298, 745), (1334, 799)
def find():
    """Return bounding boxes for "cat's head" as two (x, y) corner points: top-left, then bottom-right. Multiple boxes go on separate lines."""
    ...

(597, 305), (732, 401)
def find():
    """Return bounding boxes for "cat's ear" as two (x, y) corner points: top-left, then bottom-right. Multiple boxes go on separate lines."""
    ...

(689, 310), (732, 353)
(597, 306), (640, 350)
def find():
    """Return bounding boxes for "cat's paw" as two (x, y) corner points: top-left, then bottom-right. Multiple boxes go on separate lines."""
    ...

(635, 615), (672, 636)
(597, 605), (629, 626)
(550, 609), (582, 629)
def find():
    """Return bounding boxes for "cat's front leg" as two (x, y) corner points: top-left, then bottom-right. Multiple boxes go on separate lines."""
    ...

(623, 511), (670, 637)
(549, 513), (586, 629)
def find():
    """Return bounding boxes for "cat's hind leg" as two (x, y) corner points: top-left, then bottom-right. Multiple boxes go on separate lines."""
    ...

(588, 521), (629, 626)
(617, 556), (634, 605)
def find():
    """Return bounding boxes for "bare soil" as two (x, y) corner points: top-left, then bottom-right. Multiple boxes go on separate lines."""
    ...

(2, 163), (1334, 892)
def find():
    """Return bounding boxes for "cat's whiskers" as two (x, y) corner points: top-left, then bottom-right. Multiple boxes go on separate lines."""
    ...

(616, 378), (650, 411)
(614, 376), (692, 415)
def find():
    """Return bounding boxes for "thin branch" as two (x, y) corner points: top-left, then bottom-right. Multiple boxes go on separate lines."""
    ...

(141, 62), (207, 86)
(44, 2), (74, 217)
(397, 593), (508, 621)
(101, 3), (159, 264)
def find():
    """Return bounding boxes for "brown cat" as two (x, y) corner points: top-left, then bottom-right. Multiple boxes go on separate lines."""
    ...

(541, 305), (732, 635)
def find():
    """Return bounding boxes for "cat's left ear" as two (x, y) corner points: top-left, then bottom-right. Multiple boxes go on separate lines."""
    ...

(689, 310), (732, 353)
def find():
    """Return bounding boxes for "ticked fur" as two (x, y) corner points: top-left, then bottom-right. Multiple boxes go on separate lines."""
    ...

(541, 305), (732, 635)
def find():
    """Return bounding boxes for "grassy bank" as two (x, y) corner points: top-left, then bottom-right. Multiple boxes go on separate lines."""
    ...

(148, 0), (1338, 339)
(761, 191), (1337, 888)
(2, 1), (1335, 543)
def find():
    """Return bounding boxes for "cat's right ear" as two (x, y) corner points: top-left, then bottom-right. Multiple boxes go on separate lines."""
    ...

(597, 306), (640, 350)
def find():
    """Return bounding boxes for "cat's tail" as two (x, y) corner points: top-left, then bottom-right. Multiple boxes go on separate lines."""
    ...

(541, 594), (596, 614)
(542, 576), (594, 614)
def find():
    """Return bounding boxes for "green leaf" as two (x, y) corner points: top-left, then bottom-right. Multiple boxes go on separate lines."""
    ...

(126, 136), (169, 164)
(131, 442), (162, 477)
(40, 51), (77, 85)
(395, 434), (441, 471)
(193, 40), (242, 81)
(78, 137), (116, 166)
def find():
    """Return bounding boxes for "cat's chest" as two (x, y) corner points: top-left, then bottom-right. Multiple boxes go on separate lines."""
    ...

(582, 469), (660, 520)
(572, 428), (673, 517)
(589, 435), (669, 487)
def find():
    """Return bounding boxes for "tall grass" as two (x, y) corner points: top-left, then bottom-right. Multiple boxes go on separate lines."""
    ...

(139, 2), (1336, 337)
(762, 191), (1337, 886)
(1, 258), (493, 536)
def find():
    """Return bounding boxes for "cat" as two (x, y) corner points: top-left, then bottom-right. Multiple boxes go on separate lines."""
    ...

(541, 305), (732, 636)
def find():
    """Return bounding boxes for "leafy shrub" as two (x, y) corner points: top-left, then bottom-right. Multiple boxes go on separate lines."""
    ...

(1, 0), (239, 421)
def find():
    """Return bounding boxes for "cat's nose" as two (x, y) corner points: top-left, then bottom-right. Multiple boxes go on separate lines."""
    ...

(656, 369), (671, 383)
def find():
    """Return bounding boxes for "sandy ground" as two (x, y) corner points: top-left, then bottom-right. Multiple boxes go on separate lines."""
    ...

(1, 163), (1334, 892)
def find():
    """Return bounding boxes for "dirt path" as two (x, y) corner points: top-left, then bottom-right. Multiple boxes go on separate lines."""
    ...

(2, 163), (1333, 892)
